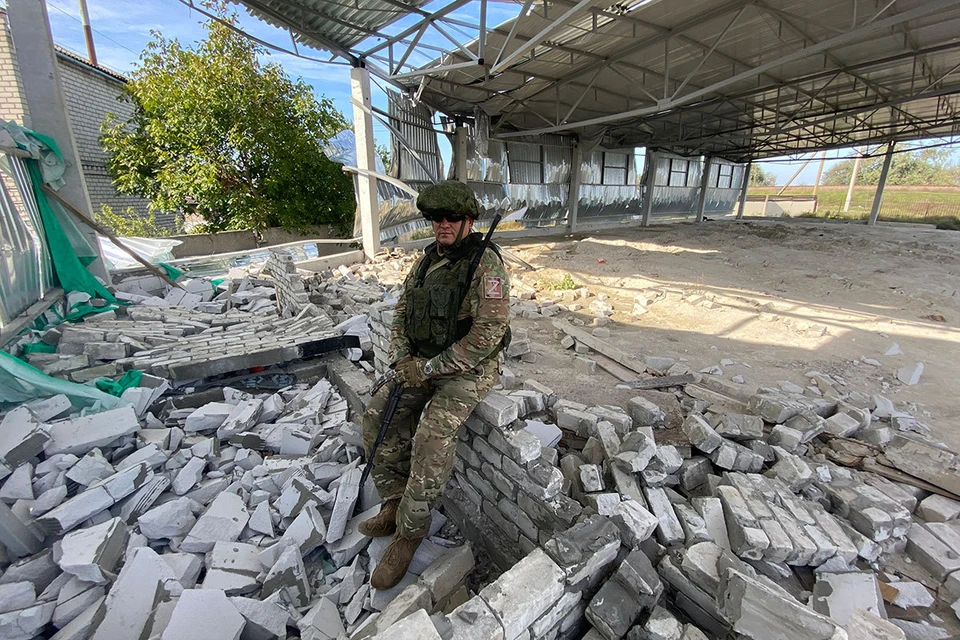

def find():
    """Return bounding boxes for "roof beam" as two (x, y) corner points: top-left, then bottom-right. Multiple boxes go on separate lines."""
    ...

(489, 0), (595, 74)
(494, 0), (958, 137)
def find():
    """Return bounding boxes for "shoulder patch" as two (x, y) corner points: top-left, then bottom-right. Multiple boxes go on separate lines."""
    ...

(484, 276), (503, 299)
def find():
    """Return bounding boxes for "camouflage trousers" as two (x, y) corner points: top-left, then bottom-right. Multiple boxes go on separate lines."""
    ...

(361, 362), (498, 538)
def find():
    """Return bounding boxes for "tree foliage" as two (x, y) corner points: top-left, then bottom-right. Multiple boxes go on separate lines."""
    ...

(96, 204), (179, 237)
(750, 165), (776, 187)
(101, 4), (355, 233)
(822, 148), (960, 187)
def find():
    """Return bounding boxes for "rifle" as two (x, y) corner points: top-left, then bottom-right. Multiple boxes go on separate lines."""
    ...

(355, 213), (503, 511)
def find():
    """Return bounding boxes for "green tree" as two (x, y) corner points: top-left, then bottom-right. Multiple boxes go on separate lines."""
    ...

(822, 148), (960, 186)
(101, 3), (355, 233)
(96, 204), (179, 237)
(750, 165), (776, 187)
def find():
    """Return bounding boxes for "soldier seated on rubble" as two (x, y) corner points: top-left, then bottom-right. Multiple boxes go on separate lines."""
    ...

(360, 181), (511, 589)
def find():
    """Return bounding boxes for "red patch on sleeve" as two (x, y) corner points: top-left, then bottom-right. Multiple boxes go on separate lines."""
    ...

(484, 276), (503, 299)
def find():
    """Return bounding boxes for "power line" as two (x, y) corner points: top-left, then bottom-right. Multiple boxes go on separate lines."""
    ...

(46, 1), (140, 57)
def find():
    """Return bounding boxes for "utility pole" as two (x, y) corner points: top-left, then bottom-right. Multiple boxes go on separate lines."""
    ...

(77, 0), (97, 66)
(843, 148), (862, 212)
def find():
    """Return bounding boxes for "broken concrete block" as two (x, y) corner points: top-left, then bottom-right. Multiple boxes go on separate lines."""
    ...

(297, 596), (344, 639)
(844, 610), (905, 640)
(0, 582), (35, 615)
(887, 581), (934, 610)
(262, 545), (310, 607)
(0, 599), (55, 640)
(811, 571), (885, 625)
(917, 494), (960, 523)
(0, 465), (34, 502)
(628, 397), (666, 426)
(823, 412), (861, 438)
(580, 465), (604, 492)
(203, 542), (263, 596)
(52, 577), (104, 630)
(683, 414), (722, 454)
(644, 486), (685, 547)
(185, 403), (234, 433)
(418, 545), (475, 607)
(642, 605), (684, 640)
(896, 363), (923, 386)
(46, 406), (139, 456)
(172, 456), (207, 496)
(0, 408), (50, 468)
(326, 466), (361, 544)
(65, 450), (114, 487)
(118, 474), (171, 524)
(160, 589), (245, 640)
(39, 463), (152, 535)
(53, 517), (127, 585)
(162, 553), (203, 590)
(543, 515), (621, 589)
(479, 549), (564, 640)
(91, 547), (183, 640)
(444, 594), (504, 640)
(230, 596), (289, 640)
(248, 501), (275, 537)
(720, 568), (845, 640)
(587, 576), (644, 639)
(611, 500), (659, 549)
(181, 492), (249, 553)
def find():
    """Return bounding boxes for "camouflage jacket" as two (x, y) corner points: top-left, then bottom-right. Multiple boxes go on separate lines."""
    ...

(390, 238), (510, 376)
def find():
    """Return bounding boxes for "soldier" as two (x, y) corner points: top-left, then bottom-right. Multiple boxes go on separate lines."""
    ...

(360, 181), (511, 589)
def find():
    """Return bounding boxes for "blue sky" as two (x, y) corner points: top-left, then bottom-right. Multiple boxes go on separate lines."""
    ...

(39, 0), (957, 186)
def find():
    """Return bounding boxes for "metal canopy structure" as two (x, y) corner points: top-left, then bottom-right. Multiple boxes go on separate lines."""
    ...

(231, 0), (960, 162)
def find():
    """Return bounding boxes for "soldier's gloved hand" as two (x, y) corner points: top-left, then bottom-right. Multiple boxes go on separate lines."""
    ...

(395, 357), (430, 387)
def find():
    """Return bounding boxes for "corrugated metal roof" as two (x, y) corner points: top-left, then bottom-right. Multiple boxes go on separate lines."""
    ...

(234, 0), (960, 161)
(237, 0), (432, 57)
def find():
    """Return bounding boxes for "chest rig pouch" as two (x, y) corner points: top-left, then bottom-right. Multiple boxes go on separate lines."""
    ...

(405, 251), (475, 359)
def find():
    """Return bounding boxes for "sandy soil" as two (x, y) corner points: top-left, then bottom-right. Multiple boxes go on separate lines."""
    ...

(498, 219), (960, 451)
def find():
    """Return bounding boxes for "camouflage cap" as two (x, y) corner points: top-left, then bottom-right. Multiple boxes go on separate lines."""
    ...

(416, 181), (480, 220)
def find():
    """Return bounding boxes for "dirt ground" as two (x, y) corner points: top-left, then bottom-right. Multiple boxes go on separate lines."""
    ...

(498, 219), (960, 452)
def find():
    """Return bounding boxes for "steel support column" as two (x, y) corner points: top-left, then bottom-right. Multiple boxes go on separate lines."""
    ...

(350, 67), (380, 259)
(695, 157), (712, 223)
(868, 142), (895, 226)
(736, 161), (751, 219)
(641, 149), (656, 226)
(455, 125), (468, 183)
(568, 141), (583, 233)
(843, 150), (862, 212)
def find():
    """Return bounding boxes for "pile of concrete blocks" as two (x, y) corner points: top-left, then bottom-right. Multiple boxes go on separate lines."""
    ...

(25, 305), (339, 384)
(0, 361), (488, 640)
(261, 250), (320, 318)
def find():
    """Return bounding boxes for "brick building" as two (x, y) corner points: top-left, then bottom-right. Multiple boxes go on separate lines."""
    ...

(0, 8), (176, 230)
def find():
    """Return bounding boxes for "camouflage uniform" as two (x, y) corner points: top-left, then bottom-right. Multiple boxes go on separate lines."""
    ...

(362, 239), (510, 538)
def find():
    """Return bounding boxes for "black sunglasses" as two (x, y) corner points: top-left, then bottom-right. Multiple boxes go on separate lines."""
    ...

(425, 212), (467, 223)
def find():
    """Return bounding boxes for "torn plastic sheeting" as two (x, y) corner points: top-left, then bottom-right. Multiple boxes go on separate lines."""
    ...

(95, 370), (144, 397)
(97, 235), (182, 271)
(0, 351), (127, 412)
(4, 121), (115, 303)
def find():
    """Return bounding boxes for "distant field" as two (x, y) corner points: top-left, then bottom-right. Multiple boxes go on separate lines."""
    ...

(749, 185), (960, 229)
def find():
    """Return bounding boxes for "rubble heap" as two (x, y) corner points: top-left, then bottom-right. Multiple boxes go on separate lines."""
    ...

(3, 246), (959, 640)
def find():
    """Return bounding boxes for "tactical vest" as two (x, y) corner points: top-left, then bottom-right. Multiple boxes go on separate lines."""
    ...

(404, 252), (476, 358)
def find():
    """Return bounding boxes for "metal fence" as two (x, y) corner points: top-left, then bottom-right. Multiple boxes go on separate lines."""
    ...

(880, 200), (960, 219)
(0, 151), (55, 330)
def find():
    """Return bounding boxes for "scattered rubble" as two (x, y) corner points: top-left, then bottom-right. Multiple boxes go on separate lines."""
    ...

(0, 246), (956, 640)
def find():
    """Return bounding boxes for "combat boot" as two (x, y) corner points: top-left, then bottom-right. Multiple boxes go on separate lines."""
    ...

(370, 532), (424, 590)
(358, 499), (399, 537)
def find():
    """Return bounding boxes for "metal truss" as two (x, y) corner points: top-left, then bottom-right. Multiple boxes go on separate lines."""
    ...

(228, 0), (960, 160)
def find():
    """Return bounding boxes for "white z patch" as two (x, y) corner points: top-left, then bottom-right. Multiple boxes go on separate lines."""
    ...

(484, 276), (503, 299)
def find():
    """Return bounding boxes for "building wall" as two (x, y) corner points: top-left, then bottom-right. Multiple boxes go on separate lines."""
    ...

(0, 9), (175, 232)
(0, 10), (29, 126)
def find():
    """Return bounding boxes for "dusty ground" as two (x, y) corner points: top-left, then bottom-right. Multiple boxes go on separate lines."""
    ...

(498, 219), (960, 452)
